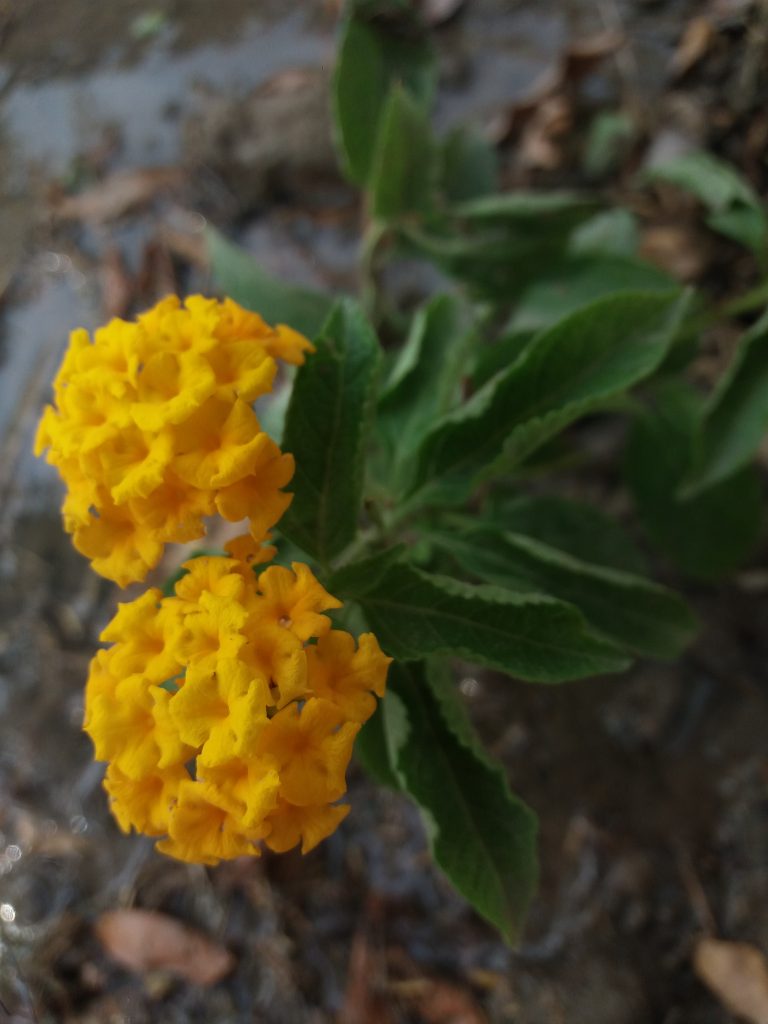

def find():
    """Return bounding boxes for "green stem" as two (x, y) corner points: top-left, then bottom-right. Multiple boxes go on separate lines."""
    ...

(359, 220), (389, 320)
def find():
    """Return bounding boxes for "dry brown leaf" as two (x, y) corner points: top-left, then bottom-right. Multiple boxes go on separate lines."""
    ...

(159, 222), (207, 268)
(498, 31), (620, 150)
(339, 900), (395, 1024)
(639, 225), (709, 282)
(100, 244), (134, 320)
(694, 937), (768, 1024)
(669, 17), (716, 78)
(413, 980), (487, 1024)
(518, 95), (572, 171)
(564, 29), (625, 80)
(95, 909), (235, 986)
(51, 167), (184, 224)
(136, 238), (177, 306)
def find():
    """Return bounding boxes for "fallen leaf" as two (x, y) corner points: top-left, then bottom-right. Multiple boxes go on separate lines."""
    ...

(639, 225), (709, 281)
(100, 244), (134, 320)
(414, 980), (487, 1024)
(339, 899), (395, 1024)
(136, 238), (177, 306)
(51, 167), (184, 224)
(669, 17), (716, 79)
(498, 32), (621, 150)
(694, 937), (768, 1024)
(518, 94), (572, 171)
(160, 222), (207, 268)
(564, 29), (625, 80)
(95, 909), (235, 986)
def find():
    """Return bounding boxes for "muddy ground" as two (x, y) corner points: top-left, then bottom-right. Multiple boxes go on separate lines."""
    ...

(1, 1), (767, 1021)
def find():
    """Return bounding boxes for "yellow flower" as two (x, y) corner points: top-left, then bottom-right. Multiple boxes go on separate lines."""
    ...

(306, 631), (390, 723)
(83, 541), (390, 864)
(264, 800), (351, 855)
(88, 674), (164, 779)
(198, 758), (281, 831)
(168, 591), (248, 669)
(69, 492), (166, 588)
(156, 780), (263, 865)
(105, 763), (187, 837)
(99, 589), (182, 681)
(256, 698), (360, 806)
(170, 660), (270, 766)
(35, 295), (312, 585)
(255, 562), (342, 641)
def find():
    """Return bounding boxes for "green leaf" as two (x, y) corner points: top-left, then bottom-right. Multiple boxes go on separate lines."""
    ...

(644, 152), (767, 256)
(355, 701), (402, 789)
(625, 378), (763, 579)
(398, 195), (601, 304)
(343, 560), (630, 682)
(333, 15), (435, 185)
(378, 294), (471, 468)
(326, 545), (407, 598)
(454, 191), (598, 224)
(486, 494), (647, 575)
(432, 527), (696, 659)
(570, 208), (640, 257)
(206, 229), (333, 338)
(440, 126), (498, 203)
(645, 151), (757, 210)
(412, 290), (691, 495)
(583, 110), (635, 178)
(399, 222), (577, 302)
(280, 300), (381, 563)
(685, 309), (768, 492)
(385, 662), (538, 942)
(369, 85), (437, 220)
(708, 206), (768, 255)
(508, 254), (673, 333)
(471, 330), (537, 389)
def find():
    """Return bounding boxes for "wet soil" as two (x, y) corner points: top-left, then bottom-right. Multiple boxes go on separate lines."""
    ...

(1, 1), (767, 1022)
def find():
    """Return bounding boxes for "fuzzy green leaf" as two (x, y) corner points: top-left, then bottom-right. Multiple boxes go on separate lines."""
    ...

(645, 151), (759, 211)
(685, 310), (768, 493)
(486, 495), (647, 575)
(412, 290), (691, 495)
(432, 528), (696, 659)
(644, 152), (768, 255)
(378, 294), (471, 470)
(280, 300), (381, 563)
(508, 254), (673, 332)
(454, 191), (598, 223)
(355, 701), (402, 789)
(385, 662), (538, 943)
(333, 16), (435, 185)
(440, 126), (498, 202)
(369, 85), (437, 220)
(626, 378), (763, 579)
(343, 561), (629, 682)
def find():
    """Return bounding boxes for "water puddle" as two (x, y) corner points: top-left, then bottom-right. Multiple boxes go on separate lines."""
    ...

(1, 10), (332, 175)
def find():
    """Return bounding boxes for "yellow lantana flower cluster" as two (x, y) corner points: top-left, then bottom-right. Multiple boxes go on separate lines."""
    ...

(84, 541), (391, 863)
(35, 296), (312, 586)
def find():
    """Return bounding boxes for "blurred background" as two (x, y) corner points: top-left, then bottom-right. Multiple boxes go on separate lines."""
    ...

(1, 1), (768, 1021)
